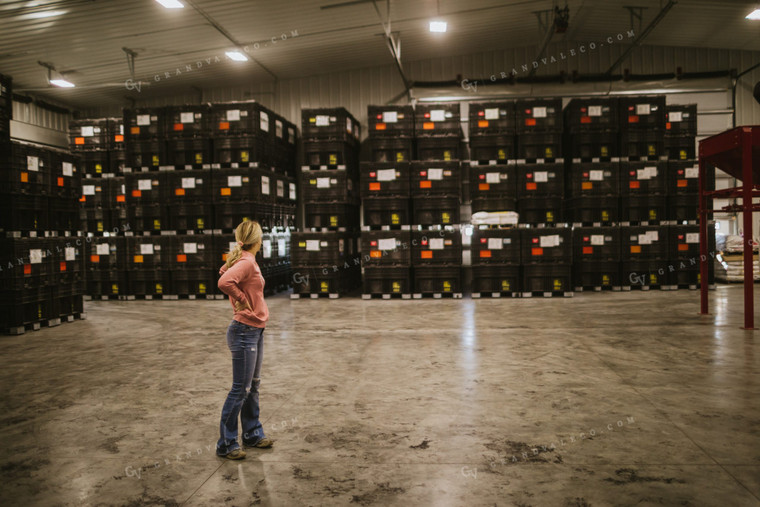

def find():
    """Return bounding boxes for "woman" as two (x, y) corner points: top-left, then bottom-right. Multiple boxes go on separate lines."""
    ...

(216, 220), (273, 459)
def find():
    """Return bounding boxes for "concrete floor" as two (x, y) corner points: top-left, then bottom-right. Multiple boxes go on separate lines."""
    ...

(0, 286), (759, 507)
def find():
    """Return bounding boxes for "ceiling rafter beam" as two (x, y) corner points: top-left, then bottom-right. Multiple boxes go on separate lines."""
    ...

(370, 0), (411, 98)
(528, 9), (557, 78)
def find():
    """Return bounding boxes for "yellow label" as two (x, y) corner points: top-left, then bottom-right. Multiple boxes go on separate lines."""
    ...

(602, 275), (610, 285)
(680, 150), (687, 160)
(156, 283), (163, 294)
(95, 163), (102, 173)
(392, 282), (401, 293)
(242, 216), (250, 222)
(195, 152), (203, 164)
(443, 150), (452, 161)
(602, 210), (609, 221)
(498, 149), (506, 159)
(647, 144), (656, 156)
(38, 304), (42, 319)
(320, 281), (329, 292)
(152, 155), (159, 166)
(97, 222), (104, 232)
(697, 273), (701, 283)
(649, 208), (658, 221)
(601, 146), (609, 158)
(650, 274), (658, 285)
(199, 283), (206, 294)
(501, 280), (511, 291)
(197, 218), (204, 229)
(329, 154), (338, 165)
(241, 151), (249, 162)
(330, 215), (338, 226)
(546, 211), (554, 223)
(299, 242), (306, 247)
(553, 279), (563, 291)
(545, 147), (554, 158)
(443, 281), (451, 292)
(396, 152), (405, 162)
(111, 283), (119, 295)
(153, 219), (161, 230)
(310, 179), (317, 185)
(391, 213), (400, 225)
(442, 212), (450, 224)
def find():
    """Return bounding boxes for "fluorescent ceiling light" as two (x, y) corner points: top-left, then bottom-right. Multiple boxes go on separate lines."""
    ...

(156, 0), (184, 8)
(22, 10), (66, 19)
(746, 9), (760, 19)
(225, 51), (248, 62)
(50, 79), (75, 88)
(429, 20), (447, 32)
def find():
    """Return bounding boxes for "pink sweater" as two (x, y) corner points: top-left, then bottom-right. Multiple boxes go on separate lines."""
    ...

(218, 251), (269, 328)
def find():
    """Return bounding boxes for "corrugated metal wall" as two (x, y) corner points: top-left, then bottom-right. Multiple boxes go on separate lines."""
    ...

(12, 100), (71, 133)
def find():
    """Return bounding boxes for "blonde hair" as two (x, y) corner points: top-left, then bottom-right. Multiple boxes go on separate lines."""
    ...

(226, 220), (263, 268)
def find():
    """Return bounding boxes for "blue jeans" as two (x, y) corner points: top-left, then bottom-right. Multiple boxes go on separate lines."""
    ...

(216, 320), (266, 455)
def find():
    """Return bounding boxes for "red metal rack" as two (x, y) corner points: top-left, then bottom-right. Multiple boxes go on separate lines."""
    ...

(698, 126), (760, 329)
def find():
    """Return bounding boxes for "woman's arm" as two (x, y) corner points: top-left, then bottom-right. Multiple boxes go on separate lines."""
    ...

(218, 260), (250, 305)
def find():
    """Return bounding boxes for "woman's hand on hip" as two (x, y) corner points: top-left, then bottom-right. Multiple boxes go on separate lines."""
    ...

(235, 299), (252, 312)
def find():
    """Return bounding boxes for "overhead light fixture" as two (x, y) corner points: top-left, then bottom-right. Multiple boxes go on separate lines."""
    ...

(21, 10), (66, 19)
(429, 20), (447, 32)
(225, 51), (248, 62)
(49, 78), (75, 88)
(746, 9), (760, 19)
(155, 0), (184, 8)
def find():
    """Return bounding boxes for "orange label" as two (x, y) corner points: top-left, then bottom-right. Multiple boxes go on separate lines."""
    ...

(421, 251), (433, 259)
(480, 250), (492, 258)
(24, 264), (32, 274)
(478, 120), (489, 128)
(375, 123), (387, 130)
(114, 135), (124, 142)
(630, 246), (641, 254)
(134, 255), (144, 263)
(222, 253), (228, 261)
(58, 177), (64, 187)
(525, 118), (536, 126)
(420, 181), (432, 189)
(60, 261), (67, 272)
(531, 247), (543, 256)
(173, 123), (184, 131)
(479, 183), (490, 191)
(131, 126), (140, 134)
(678, 244), (689, 251)
(629, 181), (640, 189)
(369, 182), (381, 191)
(21, 172), (28, 183)
(582, 182), (593, 190)
(581, 116), (592, 124)
(132, 190), (142, 197)
(175, 188), (185, 196)
(583, 246), (594, 254)
(116, 195), (126, 202)
(79, 196), (86, 202)
(177, 254), (187, 263)
(219, 122), (230, 130)
(90, 255), (100, 263)
(423, 122), (435, 130)
(677, 179), (688, 187)
(526, 182), (537, 190)
(221, 188), (232, 196)
(370, 251), (382, 258)
(665, 122), (672, 130)
(75, 137), (85, 145)
(628, 115), (639, 123)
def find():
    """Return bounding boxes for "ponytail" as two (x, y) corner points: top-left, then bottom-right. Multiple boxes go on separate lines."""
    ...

(225, 243), (244, 268)
(225, 220), (262, 268)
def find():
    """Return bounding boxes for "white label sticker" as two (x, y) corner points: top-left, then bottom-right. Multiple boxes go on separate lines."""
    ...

(533, 106), (547, 118)
(277, 239), (286, 253)
(346, 117), (352, 134)
(534, 171), (548, 183)
(484, 108), (499, 120)
(589, 170), (604, 181)
(181, 177), (196, 189)
(636, 104), (651, 115)
(686, 233), (699, 244)
(227, 110), (240, 121)
(638, 234), (651, 245)
(82, 185), (96, 196)
(140, 244), (154, 255)
(430, 109), (446, 122)
(183, 243), (197, 254)
(378, 238), (396, 251)
(136, 114), (151, 126)
(377, 169), (396, 182)
(316, 177), (330, 189)
(647, 230), (659, 242)
(315, 115), (329, 126)
(81, 126), (94, 137)
(588, 106), (602, 117)
(383, 111), (398, 123)
(289, 182), (297, 200)
(27, 156), (39, 172)
(65, 247), (76, 261)
(275, 120), (283, 138)
(685, 167), (699, 179)
(29, 249), (42, 264)
(261, 175), (270, 195)
(62, 162), (73, 176)
(138, 179), (152, 190)
(487, 238), (503, 250)
(96, 243), (110, 255)
(669, 111), (683, 122)
(429, 238), (445, 250)
(306, 240), (320, 251)
(277, 180), (285, 197)
(486, 172), (501, 184)
(647, 166), (658, 179)
(260, 111), (269, 132)
(428, 168), (444, 180)
(228, 175), (242, 187)
(637, 169), (649, 180)
(540, 235), (560, 247)
(591, 235), (605, 246)
(180, 112), (194, 124)
(262, 240), (272, 258)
